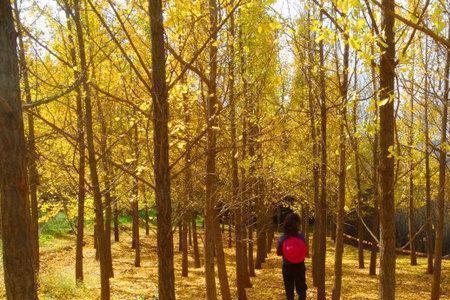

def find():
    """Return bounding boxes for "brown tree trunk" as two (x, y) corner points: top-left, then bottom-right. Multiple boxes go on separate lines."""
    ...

(144, 199), (150, 236)
(96, 95), (114, 277)
(203, 0), (231, 298)
(247, 123), (257, 277)
(352, 55), (364, 270)
(149, 0), (175, 298)
(255, 180), (267, 270)
(182, 85), (191, 277)
(214, 215), (232, 300)
(369, 38), (379, 277)
(431, 20), (450, 300)
(13, 1), (40, 273)
(192, 213), (201, 268)
(73, 0), (110, 298)
(188, 215), (192, 246)
(204, 0), (218, 297)
(181, 214), (189, 276)
(238, 25), (252, 289)
(370, 123), (379, 277)
(228, 215), (232, 249)
(178, 221), (183, 252)
(131, 185), (140, 268)
(0, 1), (38, 298)
(378, 0), (397, 297)
(423, 38), (433, 274)
(331, 40), (349, 300)
(113, 199), (119, 242)
(131, 123), (140, 267)
(407, 69), (417, 266)
(301, 204), (310, 253)
(306, 23), (320, 285)
(315, 12), (327, 299)
(63, 3), (87, 280)
(248, 215), (256, 277)
(229, 6), (247, 297)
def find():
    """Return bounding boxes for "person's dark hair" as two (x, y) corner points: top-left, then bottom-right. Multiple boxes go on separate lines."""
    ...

(283, 213), (301, 237)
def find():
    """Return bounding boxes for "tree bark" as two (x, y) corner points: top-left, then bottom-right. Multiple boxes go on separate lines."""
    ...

(430, 20), (450, 300)
(63, 2), (87, 280)
(378, 0), (397, 297)
(369, 36), (379, 277)
(352, 54), (364, 270)
(316, 12), (327, 299)
(13, 1), (40, 272)
(0, 1), (38, 298)
(182, 83), (191, 277)
(131, 123), (140, 267)
(96, 93), (114, 277)
(149, 0), (175, 298)
(73, 0), (111, 298)
(331, 40), (349, 300)
(192, 213), (201, 268)
(423, 37), (433, 274)
(229, 5), (247, 297)
(255, 180), (267, 270)
(306, 16), (320, 284)
(407, 68), (416, 266)
(113, 199), (119, 242)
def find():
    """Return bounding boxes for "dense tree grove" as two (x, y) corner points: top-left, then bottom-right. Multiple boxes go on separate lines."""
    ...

(0, 0), (450, 299)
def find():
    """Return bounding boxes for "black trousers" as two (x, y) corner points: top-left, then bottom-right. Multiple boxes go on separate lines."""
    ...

(282, 262), (307, 300)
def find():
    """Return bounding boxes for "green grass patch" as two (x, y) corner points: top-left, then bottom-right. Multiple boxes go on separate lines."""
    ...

(39, 271), (89, 299)
(39, 213), (74, 246)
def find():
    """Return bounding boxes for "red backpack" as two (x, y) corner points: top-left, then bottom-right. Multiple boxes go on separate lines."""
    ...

(282, 236), (307, 264)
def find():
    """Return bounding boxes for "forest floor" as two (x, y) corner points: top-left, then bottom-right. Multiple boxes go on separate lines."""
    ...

(0, 225), (449, 299)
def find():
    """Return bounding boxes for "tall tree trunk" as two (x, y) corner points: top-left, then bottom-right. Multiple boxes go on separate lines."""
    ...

(407, 68), (416, 266)
(247, 212), (255, 277)
(181, 215), (188, 276)
(113, 199), (119, 242)
(307, 29), (320, 287)
(192, 213), (201, 268)
(97, 95), (114, 277)
(63, 3), (87, 280)
(214, 214), (232, 300)
(301, 203), (310, 253)
(188, 214), (193, 246)
(331, 40), (349, 300)
(237, 24), (252, 289)
(144, 197), (150, 236)
(178, 221), (183, 252)
(229, 5), (247, 297)
(228, 214), (232, 249)
(423, 37), (433, 275)
(370, 120), (379, 277)
(369, 37), (379, 277)
(431, 20), (450, 300)
(182, 81), (191, 278)
(149, 0), (175, 298)
(131, 123), (140, 267)
(247, 121), (257, 277)
(204, 0), (218, 298)
(203, 0), (232, 298)
(73, 0), (110, 298)
(13, 1), (40, 273)
(255, 179), (267, 269)
(0, 1), (38, 298)
(352, 54), (364, 270)
(316, 12), (327, 299)
(204, 0), (219, 297)
(378, 0), (396, 297)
